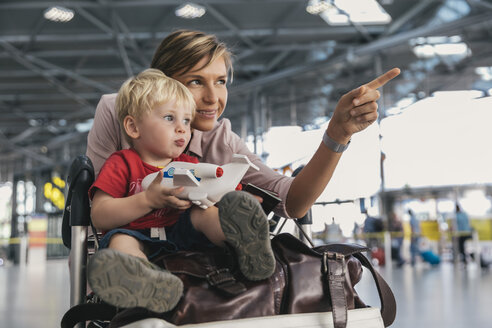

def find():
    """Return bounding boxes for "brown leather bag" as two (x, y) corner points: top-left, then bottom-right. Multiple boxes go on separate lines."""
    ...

(272, 233), (396, 328)
(108, 233), (396, 328)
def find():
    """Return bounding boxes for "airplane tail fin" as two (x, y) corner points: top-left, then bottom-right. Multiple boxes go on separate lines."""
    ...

(231, 154), (259, 171)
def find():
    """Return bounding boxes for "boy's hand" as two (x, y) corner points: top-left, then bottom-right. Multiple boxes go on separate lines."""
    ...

(327, 68), (401, 143)
(145, 171), (192, 210)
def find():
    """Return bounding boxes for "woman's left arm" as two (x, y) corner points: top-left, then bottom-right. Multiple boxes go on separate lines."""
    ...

(285, 68), (400, 218)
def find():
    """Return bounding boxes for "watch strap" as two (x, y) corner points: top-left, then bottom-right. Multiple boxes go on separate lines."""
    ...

(322, 131), (350, 153)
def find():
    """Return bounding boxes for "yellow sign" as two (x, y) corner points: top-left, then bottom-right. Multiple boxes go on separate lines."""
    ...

(44, 178), (65, 210)
(420, 221), (440, 241)
(52, 176), (66, 189)
(470, 219), (492, 241)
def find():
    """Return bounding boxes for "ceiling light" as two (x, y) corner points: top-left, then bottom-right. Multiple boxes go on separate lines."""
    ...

(475, 67), (492, 81)
(411, 36), (471, 59)
(412, 44), (436, 59)
(385, 94), (417, 116)
(310, 0), (391, 25)
(175, 3), (206, 19)
(44, 6), (74, 23)
(434, 43), (469, 56)
(28, 119), (39, 127)
(75, 119), (93, 133)
(306, 0), (334, 15)
(431, 90), (484, 99)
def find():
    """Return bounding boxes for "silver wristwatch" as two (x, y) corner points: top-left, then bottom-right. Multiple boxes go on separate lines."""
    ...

(322, 131), (351, 153)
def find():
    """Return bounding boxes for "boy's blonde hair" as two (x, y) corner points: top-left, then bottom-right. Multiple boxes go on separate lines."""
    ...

(116, 69), (195, 144)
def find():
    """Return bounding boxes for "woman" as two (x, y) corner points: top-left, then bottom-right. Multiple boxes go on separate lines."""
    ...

(87, 29), (400, 219)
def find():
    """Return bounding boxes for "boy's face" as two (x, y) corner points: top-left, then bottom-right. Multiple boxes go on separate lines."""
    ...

(131, 100), (192, 165)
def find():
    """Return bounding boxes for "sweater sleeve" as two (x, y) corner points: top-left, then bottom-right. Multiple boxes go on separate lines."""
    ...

(86, 94), (124, 177)
(220, 120), (294, 218)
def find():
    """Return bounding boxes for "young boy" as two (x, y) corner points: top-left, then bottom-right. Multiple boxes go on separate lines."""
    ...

(87, 69), (275, 313)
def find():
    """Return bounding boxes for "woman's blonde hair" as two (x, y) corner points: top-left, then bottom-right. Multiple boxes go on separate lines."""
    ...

(151, 29), (233, 80)
(116, 69), (195, 144)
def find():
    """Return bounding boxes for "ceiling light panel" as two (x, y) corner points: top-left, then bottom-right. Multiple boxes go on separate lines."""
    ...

(175, 3), (206, 19)
(410, 36), (471, 59)
(44, 6), (74, 23)
(306, 0), (334, 15)
(309, 0), (392, 25)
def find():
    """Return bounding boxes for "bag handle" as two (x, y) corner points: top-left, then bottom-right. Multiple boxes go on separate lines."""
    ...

(353, 252), (397, 327)
(273, 234), (396, 327)
(323, 251), (348, 328)
(60, 302), (118, 328)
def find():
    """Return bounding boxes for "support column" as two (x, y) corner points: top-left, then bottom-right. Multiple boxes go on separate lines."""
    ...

(373, 55), (392, 268)
(9, 175), (19, 264)
(265, 95), (272, 132)
(290, 85), (297, 126)
(241, 101), (248, 141)
(251, 89), (259, 154)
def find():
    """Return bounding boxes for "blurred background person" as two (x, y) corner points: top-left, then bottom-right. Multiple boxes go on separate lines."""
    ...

(363, 209), (384, 249)
(455, 203), (472, 264)
(389, 212), (405, 267)
(408, 209), (420, 266)
(363, 209), (385, 265)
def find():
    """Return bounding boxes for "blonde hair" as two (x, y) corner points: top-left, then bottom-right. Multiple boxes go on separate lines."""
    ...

(151, 29), (233, 80)
(116, 69), (195, 144)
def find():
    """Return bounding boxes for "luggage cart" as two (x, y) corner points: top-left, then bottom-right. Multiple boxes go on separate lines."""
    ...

(61, 155), (392, 328)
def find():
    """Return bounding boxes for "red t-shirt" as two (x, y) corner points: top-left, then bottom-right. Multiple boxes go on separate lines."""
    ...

(89, 149), (198, 230)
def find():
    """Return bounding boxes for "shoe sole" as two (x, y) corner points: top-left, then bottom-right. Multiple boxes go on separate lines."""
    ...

(87, 249), (183, 312)
(218, 191), (275, 280)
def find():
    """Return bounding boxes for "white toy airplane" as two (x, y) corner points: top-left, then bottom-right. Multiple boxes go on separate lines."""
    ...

(141, 154), (259, 209)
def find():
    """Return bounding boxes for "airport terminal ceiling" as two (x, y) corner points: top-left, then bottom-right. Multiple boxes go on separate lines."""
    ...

(1, 0), (492, 174)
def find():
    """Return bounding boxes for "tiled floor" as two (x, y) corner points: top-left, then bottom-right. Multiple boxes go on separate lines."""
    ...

(0, 248), (70, 328)
(358, 262), (492, 328)
(1, 248), (491, 328)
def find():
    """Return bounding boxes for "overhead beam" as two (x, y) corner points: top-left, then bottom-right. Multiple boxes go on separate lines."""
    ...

(384, 0), (438, 36)
(75, 6), (114, 35)
(0, 48), (119, 59)
(0, 92), (103, 101)
(205, 4), (258, 50)
(0, 67), (126, 78)
(1, 113), (83, 122)
(0, 41), (114, 93)
(149, 7), (175, 37)
(113, 12), (149, 67)
(0, 130), (54, 165)
(0, 26), (386, 44)
(0, 40), (342, 60)
(333, 5), (373, 42)
(44, 131), (87, 149)
(111, 12), (133, 77)
(467, 0), (492, 10)
(0, 41), (94, 107)
(0, 0), (306, 10)
(8, 127), (43, 144)
(229, 11), (492, 96)
(265, 50), (292, 72)
(0, 103), (38, 123)
(236, 1), (305, 61)
(22, 15), (47, 53)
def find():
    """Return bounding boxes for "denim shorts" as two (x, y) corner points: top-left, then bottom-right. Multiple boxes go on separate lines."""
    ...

(98, 209), (215, 260)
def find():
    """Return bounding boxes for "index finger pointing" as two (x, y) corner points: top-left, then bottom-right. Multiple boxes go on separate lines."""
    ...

(365, 68), (400, 90)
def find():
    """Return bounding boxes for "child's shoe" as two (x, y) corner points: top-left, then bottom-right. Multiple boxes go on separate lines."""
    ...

(217, 191), (275, 280)
(87, 248), (183, 312)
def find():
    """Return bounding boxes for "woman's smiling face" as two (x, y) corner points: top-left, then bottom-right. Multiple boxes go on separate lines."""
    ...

(172, 56), (228, 132)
